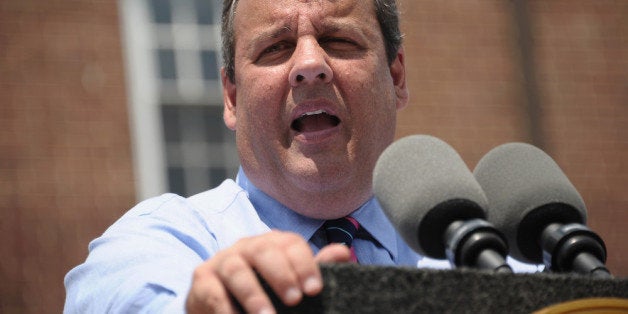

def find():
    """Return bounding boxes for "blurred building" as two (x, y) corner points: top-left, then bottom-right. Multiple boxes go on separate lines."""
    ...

(0, 0), (626, 312)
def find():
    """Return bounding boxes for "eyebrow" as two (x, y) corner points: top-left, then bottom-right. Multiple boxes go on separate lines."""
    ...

(273, 25), (294, 38)
(246, 25), (293, 52)
(318, 20), (370, 40)
(244, 19), (370, 53)
(259, 25), (294, 41)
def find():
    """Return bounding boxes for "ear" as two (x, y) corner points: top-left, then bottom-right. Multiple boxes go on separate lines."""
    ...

(389, 47), (409, 110)
(221, 67), (237, 130)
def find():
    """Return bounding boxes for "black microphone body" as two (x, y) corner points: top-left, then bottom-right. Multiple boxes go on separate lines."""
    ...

(373, 135), (511, 272)
(473, 142), (610, 277)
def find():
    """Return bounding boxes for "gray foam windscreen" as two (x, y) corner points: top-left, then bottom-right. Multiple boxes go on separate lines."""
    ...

(473, 142), (587, 262)
(373, 135), (488, 258)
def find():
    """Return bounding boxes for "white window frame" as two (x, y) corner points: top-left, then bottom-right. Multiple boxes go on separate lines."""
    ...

(119, 0), (166, 200)
(118, 0), (231, 200)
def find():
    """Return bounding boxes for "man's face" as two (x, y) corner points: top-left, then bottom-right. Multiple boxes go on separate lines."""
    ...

(222, 0), (408, 218)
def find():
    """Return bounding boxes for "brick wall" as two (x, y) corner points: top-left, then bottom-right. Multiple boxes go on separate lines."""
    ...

(0, 1), (135, 313)
(0, 0), (626, 312)
(399, 0), (627, 276)
(529, 0), (628, 277)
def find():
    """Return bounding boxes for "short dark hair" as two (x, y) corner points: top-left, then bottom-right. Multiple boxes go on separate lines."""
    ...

(221, 0), (403, 83)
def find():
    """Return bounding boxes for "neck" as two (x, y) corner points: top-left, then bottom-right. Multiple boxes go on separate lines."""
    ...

(238, 168), (372, 219)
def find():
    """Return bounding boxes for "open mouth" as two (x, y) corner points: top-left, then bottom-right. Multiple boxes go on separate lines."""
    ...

(291, 109), (341, 133)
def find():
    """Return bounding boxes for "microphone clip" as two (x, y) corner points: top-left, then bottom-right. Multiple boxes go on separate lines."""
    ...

(541, 223), (610, 277)
(445, 219), (512, 273)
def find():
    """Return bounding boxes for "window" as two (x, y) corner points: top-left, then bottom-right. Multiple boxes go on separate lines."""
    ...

(120, 0), (238, 199)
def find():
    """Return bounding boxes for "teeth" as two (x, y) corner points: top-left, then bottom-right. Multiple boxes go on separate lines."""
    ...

(300, 109), (326, 117)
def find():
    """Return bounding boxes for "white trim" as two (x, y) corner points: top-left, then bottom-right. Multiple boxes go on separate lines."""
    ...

(119, 0), (167, 200)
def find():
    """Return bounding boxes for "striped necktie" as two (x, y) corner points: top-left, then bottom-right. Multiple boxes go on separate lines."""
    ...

(323, 217), (359, 262)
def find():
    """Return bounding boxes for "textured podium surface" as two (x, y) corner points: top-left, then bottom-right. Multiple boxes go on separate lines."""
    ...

(262, 264), (628, 313)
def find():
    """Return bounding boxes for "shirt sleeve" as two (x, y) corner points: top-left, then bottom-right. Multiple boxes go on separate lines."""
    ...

(63, 193), (220, 314)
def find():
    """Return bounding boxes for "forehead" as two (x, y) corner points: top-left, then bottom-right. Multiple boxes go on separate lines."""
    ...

(232, 0), (377, 36)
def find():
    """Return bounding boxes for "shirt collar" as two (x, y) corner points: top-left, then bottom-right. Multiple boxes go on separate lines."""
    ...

(350, 197), (399, 261)
(236, 168), (323, 241)
(236, 168), (399, 261)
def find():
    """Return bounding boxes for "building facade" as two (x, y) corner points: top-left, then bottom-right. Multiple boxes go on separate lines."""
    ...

(1, 0), (626, 312)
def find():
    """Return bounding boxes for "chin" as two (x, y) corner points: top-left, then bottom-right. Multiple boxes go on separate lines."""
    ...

(294, 171), (347, 191)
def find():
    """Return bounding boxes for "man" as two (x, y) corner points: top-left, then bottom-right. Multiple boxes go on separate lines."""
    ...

(65, 0), (416, 313)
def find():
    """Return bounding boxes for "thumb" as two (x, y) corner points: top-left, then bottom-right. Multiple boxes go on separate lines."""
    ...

(314, 244), (352, 264)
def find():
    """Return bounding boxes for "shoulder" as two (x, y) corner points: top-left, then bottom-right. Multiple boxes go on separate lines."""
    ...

(121, 179), (244, 218)
(64, 180), (269, 312)
(110, 179), (269, 249)
(187, 179), (271, 247)
(112, 179), (249, 230)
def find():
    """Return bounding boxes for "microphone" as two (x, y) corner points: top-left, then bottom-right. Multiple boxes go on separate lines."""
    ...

(473, 142), (610, 277)
(373, 135), (512, 272)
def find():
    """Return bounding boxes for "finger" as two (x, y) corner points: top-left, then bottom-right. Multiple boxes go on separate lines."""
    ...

(315, 243), (352, 264)
(217, 252), (276, 314)
(186, 263), (237, 314)
(283, 237), (323, 296)
(247, 234), (305, 306)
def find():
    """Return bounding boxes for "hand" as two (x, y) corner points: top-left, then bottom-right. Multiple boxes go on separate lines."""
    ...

(185, 230), (351, 314)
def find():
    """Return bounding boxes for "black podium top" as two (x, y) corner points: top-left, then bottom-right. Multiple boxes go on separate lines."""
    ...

(260, 264), (628, 313)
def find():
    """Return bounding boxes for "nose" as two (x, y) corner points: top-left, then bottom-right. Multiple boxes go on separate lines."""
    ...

(289, 38), (333, 87)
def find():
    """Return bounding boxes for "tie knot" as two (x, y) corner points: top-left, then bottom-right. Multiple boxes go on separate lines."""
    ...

(323, 217), (359, 248)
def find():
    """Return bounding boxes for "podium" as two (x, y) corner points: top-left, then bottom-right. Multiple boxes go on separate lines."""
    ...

(263, 264), (628, 313)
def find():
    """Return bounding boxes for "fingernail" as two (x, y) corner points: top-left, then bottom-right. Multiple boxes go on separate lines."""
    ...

(284, 286), (302, 304)
(303, 276), (322, 294)
(258, 306), (275, 314)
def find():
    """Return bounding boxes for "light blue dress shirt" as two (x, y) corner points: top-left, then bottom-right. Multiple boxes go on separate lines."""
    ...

(64, 169), (422, 313)
(64, 169), (542, 313)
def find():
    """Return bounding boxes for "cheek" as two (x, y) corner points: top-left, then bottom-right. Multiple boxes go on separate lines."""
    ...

(235, 84), (288, 148)
(238, 66), (288, 107)
(237, 78), (280, 115)
(349, 67), (397, 117)
(352, 70), (398, 142)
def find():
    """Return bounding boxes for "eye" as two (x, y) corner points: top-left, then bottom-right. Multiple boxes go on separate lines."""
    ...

(264, 42), (289, 54)
(319, 37), (359, 50)
(319, 36), (365, 59)
(256, 41), (295, 64)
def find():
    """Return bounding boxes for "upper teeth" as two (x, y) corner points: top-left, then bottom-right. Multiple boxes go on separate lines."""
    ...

(301, 109), (326, 117)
